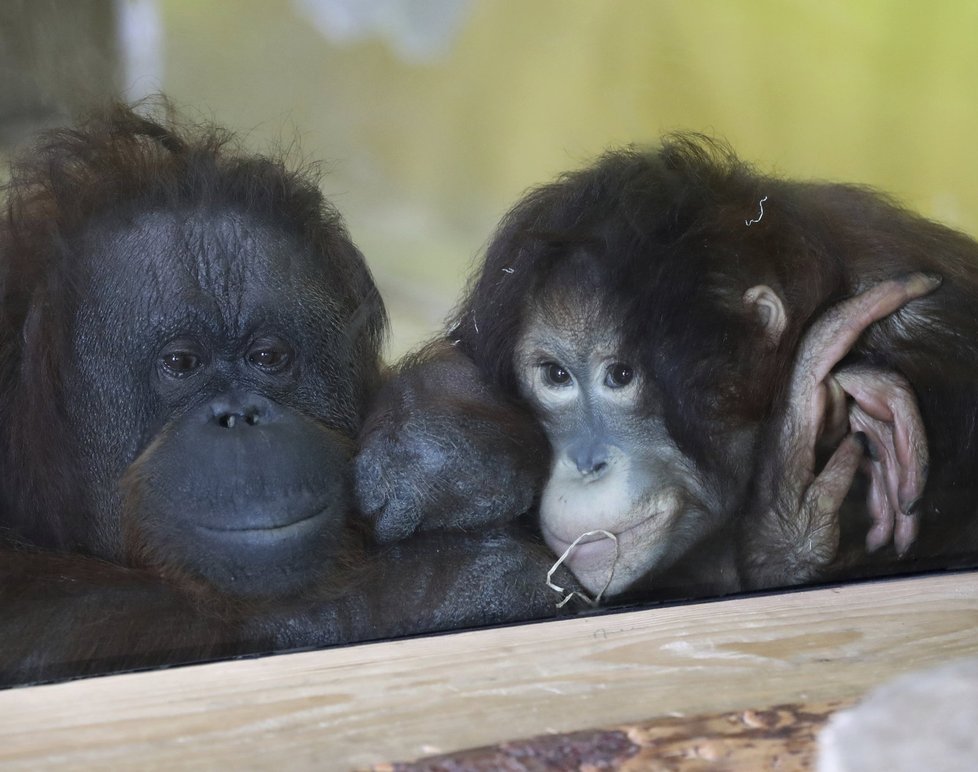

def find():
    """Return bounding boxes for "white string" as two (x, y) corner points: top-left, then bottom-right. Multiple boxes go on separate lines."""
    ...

(546, 529), (619, 608)
(745, 195), (768, 226)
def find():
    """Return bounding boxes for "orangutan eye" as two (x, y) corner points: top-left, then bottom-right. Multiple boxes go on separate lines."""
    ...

(158, 340), (205, 379)
(605, 362), (634, 388)
(247, 338), (293, 373)
(542, 361), (572, 387)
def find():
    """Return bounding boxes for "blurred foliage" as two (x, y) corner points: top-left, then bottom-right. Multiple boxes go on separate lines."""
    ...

(8, 1), (978, 357)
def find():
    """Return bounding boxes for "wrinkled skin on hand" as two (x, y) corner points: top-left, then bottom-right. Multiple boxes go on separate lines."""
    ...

(742, 274), (937, 588)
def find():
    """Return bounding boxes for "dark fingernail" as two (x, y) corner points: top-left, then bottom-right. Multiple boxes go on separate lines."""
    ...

(853, 431), (878, 461)
(904, 497), (924, 517)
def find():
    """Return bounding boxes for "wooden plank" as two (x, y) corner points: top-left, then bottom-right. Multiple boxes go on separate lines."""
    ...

(382, 699), (854, 771)
(1, 572), (976, 771)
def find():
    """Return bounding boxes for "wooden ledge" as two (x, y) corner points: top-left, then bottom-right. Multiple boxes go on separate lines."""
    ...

(2, 572), (977, 770)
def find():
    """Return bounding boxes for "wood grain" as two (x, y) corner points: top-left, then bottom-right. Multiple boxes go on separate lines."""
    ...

(1, 572), (976, 771)
(382, 700), (854, 771)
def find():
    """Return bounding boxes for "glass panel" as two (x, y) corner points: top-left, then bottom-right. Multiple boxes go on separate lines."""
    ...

(2, 1), (977, 687)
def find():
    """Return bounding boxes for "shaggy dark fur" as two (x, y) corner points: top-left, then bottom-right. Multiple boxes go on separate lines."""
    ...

(357, 134), (978, 601)
(0, 104), (573, 687)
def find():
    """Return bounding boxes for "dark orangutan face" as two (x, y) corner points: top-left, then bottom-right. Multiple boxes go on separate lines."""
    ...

(514, 280), (749, 597)
(63, 207), (359, 596)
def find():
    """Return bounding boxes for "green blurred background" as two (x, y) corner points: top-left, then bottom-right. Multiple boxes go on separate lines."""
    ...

(3, 0), (977, 358)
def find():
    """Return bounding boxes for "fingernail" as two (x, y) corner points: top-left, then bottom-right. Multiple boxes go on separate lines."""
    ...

(866, 529), (886, 553)
(903, 497), (924, 517)
(853, 431), (878, 461)
(912, 272), (943, 290)
(816, 494), (837, 513)
(895, 502), (922, 557)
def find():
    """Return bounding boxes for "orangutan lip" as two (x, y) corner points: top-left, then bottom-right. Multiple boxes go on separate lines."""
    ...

(544, 515), (647, 552)
(196, 508), (327, 534)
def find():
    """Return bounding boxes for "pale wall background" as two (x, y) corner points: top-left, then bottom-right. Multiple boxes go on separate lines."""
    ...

(3, 0), (977, 358)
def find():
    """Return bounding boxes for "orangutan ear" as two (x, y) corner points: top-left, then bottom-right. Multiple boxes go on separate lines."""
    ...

(743, 284), (787, 345)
